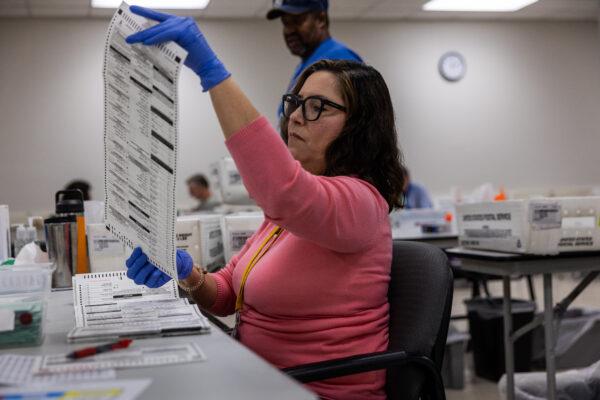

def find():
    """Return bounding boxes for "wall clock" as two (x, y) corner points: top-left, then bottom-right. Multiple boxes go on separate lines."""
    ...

(439, 51), (466, 82)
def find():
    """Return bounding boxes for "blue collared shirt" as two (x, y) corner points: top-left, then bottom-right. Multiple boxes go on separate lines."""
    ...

(289, 37), (362, 90)
(404, 182), (434, 209)
(279, 37), (363, 117)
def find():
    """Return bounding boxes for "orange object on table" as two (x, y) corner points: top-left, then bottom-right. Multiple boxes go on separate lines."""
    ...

(75, 215), (89, 274)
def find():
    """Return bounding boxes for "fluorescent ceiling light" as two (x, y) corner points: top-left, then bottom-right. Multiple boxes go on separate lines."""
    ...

(92, 0), (210, 9)
(423, 0), (538, 12)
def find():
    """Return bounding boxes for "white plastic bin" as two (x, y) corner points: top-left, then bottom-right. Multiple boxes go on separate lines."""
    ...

(0, 264), (52, 348)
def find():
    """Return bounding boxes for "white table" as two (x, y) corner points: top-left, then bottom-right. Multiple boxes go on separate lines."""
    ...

(0, 290), (318, 400)
(446, 247), (600, 400)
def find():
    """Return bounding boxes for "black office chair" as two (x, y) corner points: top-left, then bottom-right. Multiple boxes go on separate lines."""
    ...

(283, 240), (454, 400)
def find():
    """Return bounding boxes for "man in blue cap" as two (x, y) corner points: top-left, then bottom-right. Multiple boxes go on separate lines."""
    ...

(267, 0), (363, 116)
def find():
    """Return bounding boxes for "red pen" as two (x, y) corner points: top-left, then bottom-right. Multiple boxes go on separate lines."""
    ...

(66, 339), (133, 360)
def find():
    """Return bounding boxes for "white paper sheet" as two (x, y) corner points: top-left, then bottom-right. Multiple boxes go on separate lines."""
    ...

(72, 271), (178, 307)
(0, 309), (15, 332)
(0, 354), (116, 386)
(103, 2), (187, 280)
(38, 342), (206, 373)
(0, 379), (151, 400)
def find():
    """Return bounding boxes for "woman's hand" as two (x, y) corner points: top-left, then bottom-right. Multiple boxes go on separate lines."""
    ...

(126, 6), (258, 139)
(125, 6), (230, 92)
(126, 247), (194, 287)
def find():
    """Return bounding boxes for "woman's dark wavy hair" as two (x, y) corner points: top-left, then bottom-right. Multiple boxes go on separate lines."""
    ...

(280, 60), (405, 211)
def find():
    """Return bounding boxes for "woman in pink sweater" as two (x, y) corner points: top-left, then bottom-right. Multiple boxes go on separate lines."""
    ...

(125, 6), (405, 400)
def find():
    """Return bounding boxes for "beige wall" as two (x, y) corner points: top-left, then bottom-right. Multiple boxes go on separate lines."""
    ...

(0, 18), (599, 216)
(337, 20), (600, 193)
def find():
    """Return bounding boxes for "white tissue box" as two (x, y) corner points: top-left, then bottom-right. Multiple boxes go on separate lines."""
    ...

(221, 212), (264, 262)
(176, 214), (224, 272)
(456, 197), (600, 255)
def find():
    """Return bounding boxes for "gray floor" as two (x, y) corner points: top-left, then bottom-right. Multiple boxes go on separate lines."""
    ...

(446, 353), (499, 400)
(446, 272), (600, 400)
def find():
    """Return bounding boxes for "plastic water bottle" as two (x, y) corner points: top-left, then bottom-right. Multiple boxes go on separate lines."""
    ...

(13, 224), (37, 257)
(14, 224), (28, 257)
(26, 225), (37, 244)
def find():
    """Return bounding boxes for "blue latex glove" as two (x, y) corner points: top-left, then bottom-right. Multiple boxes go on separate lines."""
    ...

(125, 247), (193, 288)
(125, 5), (230, 92)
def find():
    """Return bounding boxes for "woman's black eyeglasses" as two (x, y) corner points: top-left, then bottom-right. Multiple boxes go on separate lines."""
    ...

(282, 94), (346, 122)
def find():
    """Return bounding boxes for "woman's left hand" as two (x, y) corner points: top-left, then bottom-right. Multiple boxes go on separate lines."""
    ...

(125, 6), (230, 92)
(125, 247), (194, 288)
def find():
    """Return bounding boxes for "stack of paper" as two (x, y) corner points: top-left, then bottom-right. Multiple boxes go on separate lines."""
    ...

(68, 271), (210, 342)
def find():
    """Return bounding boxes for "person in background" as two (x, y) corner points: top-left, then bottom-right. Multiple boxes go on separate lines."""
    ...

(186, 173), (217, 212)
(124, 6), (405, 400)
(64, 180), (91, 201)
(402, 167), (433, 209)
(267, 0), (363, 116)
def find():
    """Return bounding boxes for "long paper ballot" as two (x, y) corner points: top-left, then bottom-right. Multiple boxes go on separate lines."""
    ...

(103, 2), (187, 280)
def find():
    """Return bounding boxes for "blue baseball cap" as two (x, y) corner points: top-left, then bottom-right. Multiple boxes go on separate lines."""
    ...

(266, 0), (328, 20)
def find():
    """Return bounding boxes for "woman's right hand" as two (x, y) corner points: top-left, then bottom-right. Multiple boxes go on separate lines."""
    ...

(125, 6), (230, 92)
(126, 247), (194, 288)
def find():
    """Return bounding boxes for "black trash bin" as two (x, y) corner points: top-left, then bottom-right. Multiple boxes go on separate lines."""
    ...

(465, 297), (536, 381)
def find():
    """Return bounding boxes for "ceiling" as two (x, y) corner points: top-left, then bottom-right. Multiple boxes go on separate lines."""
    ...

(0, 0), (598, 20)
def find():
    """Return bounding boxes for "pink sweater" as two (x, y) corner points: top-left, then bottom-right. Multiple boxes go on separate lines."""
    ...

(209, 116), (391, 400)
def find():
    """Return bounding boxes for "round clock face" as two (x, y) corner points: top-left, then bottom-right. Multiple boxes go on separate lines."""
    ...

(439, 51), (466, 82)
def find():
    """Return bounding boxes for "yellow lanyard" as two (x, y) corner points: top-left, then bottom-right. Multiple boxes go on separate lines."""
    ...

(235, 226), (283, 312)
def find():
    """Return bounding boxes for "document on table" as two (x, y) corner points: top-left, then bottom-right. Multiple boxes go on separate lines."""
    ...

(0, 354), (116, 386)
(103, 1), (187, 280)
(72, 271), (178, 308)
(68, 272), (210, 342)
(38, 342), (206, 374)
(0, 379), (152, 400)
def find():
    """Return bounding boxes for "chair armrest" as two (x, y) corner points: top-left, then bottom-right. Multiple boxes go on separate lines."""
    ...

(282, 350), (408, 383)
(283, 351), (446, 400)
